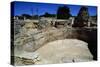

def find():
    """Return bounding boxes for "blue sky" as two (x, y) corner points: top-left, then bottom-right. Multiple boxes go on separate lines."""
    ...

(12, 1), (97, 16)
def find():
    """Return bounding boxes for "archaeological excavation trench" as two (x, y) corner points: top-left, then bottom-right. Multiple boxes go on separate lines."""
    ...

(12, 21), (97, 65)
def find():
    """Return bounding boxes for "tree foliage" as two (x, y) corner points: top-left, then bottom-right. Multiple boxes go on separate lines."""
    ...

(73, 6), (89, 27)
(57, 6), (71, 19)
(40, 12), (56, 17)
(21, 14), (32, 19)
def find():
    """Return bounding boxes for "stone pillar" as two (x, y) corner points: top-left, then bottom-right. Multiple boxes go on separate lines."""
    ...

(24, 17), (26, 20)
(88, 21), (91, 27)
(69, 17), (74, 27)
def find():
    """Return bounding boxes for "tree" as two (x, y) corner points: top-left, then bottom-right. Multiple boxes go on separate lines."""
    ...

(44, 12), (51, 17)
(21, 14), (32, 19)
(57, 6), (71, 19)
(40, 12), (56, 17)
(73, 6), (89, 27)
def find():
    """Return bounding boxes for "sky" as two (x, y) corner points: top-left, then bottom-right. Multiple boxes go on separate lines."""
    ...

(12, 1), (97, 16)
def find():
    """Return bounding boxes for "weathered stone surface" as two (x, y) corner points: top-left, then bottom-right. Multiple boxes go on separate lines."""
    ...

(14, 52), (40, 65)
(14, 26), (66, 52)
(14, 39), (93, 65)
(14, 26), (85, 52)
(35, 39), (93, 64)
